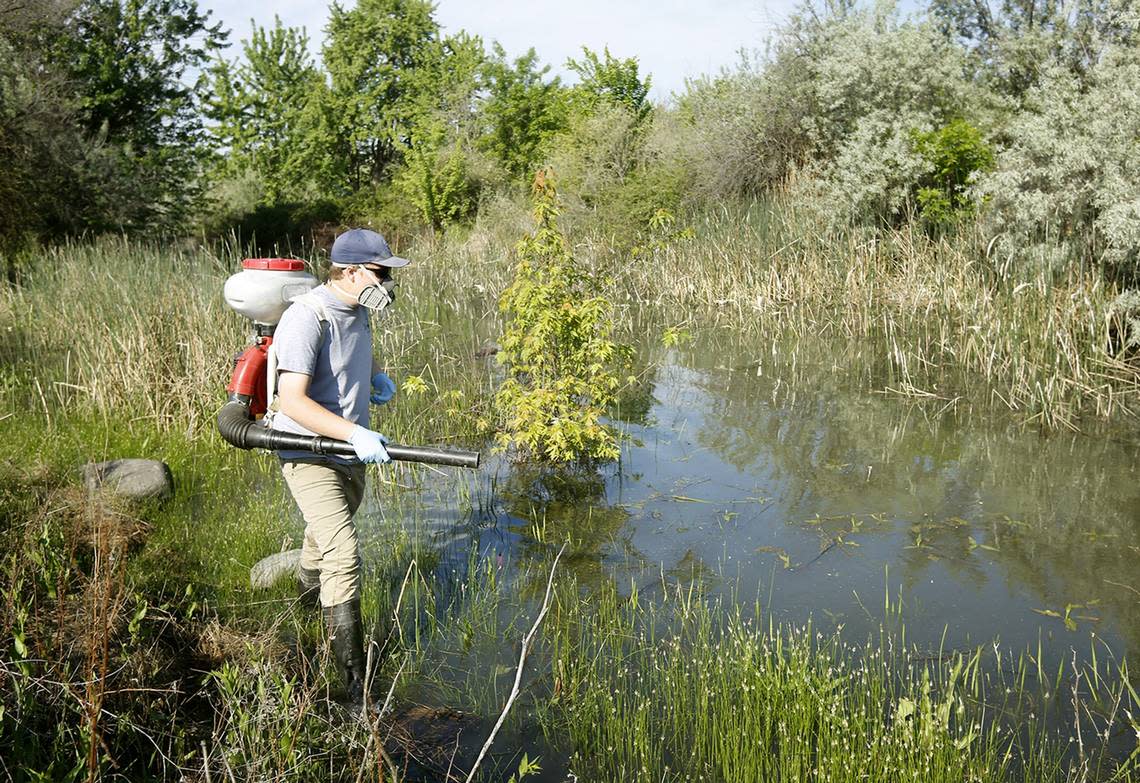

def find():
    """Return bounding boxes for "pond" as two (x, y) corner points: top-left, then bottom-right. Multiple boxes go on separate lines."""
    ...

(406, 326), (1140, 658)
(359, 324), (1140, 775)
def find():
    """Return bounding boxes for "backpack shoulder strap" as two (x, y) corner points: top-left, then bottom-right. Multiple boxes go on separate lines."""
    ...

(289, 290), (331, 325)
(265, 289), (330, 421)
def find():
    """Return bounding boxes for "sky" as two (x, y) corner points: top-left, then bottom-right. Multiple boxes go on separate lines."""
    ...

(197, 0), (800, 100)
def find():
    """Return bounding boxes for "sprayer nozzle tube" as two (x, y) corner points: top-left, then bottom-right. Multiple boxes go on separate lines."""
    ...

(216, 399), (480, 468)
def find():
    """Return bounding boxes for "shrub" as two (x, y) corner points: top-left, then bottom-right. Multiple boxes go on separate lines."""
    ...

(912, 118), (995, 228)
(398, 132), (480, 229)
(494, 170), (631, 464)
(975, 48), (1140, 279)
(670, 57), (799, 199)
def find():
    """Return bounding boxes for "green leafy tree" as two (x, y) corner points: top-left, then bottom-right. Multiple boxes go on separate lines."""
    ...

(1, 0), (199, 266)
(399, 122), (477, 228)
(911, 118), (995, 228)
(930, 0), (1137, 96)
(494, 170), (631, 465)
(206, 18), (322, 202)
(566, 46), (652, 123)
(397, 31), (486, 227)
(479, 44), (568, 180)
(322, 0), (439, 190)
(61, 0), (226, 227)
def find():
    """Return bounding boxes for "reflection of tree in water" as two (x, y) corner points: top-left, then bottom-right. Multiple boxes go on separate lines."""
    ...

(609, 354), (658, 426)
(498, 466), (635, 592)
(672, 329), (1140, 655)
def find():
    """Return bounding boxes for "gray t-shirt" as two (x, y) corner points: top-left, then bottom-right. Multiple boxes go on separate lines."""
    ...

(271, 285), (372, 463)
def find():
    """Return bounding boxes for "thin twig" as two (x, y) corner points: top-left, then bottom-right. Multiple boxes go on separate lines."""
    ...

(355, 653), (408, 783)
(463, 544), (565, 783)
(201, 741), (212, 783)
(390, 560), (417, 643)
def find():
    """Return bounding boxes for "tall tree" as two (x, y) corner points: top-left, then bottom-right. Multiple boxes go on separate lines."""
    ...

(206, 18), (322, 202)
(566, 46), (653, 123)
(479, 44), (568, 180)
(929, 0), (1138, 94)
(60, 0), (227, 227)
(322, 0), (439, 190)
(398, 31), (486, 228)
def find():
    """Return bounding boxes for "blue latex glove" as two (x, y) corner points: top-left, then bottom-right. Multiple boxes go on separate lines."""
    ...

(347, 426), (391, 464)
(370, 372), (397, 405)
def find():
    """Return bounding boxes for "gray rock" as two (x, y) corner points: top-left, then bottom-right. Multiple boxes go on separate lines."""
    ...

(250, 548), (302, 590)
(82, 459), (173, 501)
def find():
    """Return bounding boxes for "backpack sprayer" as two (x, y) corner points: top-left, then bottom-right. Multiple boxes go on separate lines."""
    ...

(215, 258), (480, 469)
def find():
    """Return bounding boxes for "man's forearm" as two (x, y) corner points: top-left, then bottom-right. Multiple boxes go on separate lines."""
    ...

(279, 394), (359, 441)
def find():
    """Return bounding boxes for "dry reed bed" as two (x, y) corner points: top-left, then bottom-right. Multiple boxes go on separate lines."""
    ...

(604, 207), (1140, 429)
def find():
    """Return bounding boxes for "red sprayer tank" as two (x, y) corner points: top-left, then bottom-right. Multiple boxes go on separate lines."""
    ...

(222, 259), (318, 417)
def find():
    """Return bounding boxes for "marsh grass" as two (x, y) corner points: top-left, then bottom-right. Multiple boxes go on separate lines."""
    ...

(540, 578), (1139, 782)
(600, 201), (1140, 429)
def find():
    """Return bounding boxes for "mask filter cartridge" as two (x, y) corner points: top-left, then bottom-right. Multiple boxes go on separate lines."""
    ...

(358, 279), (397, 313)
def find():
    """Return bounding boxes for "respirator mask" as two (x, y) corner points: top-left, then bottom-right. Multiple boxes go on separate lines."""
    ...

(358, 276), (398, 313)
(331, 266), (398, 314)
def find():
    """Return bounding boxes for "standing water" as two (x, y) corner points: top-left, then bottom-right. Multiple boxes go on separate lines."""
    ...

(361, 324), (1140, 775)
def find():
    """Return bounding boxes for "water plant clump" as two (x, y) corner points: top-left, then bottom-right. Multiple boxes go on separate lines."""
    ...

(541, 582), (1139, 783)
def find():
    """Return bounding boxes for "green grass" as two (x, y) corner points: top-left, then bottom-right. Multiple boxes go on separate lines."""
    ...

(540, 579), (1139, 782)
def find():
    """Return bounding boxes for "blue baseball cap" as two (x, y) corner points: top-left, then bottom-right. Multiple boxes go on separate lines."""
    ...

(330, 228), (411, 268)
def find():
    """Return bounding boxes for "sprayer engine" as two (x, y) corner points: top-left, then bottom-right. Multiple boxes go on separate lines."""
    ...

(223, 258), (318, 417)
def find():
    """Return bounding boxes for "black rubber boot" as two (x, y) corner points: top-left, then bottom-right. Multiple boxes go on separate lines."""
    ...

(323, 598), (367, 706)
(297, 567), (320, 610)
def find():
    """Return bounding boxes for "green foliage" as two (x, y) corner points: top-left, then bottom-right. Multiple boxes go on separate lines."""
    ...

(773, 4), (978, 227)
(61, 0), (226, 225)
(322, 0), (440, 188)
(930, 0), (1137, 97)
(672, 58), (804, 198)
(479, 45), (569, 180)
(507, 753), (543, 783)
(975, 46), (1140, 277)
(566, 45), (652, 123)
(399, 129), (479, 228)
(0, 0), (224, 253)
(205, 17), (322, 203)
(911, 118), (995, 227)
(494, 171), (631, 464)
(610, 161), (692, 235)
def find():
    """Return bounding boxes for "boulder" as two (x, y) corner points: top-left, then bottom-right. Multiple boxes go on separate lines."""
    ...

(82, 459), (173, 501)
(250, 548), (302, 590)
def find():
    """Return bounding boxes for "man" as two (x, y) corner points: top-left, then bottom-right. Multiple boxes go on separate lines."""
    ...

(271, 227), (407, 704)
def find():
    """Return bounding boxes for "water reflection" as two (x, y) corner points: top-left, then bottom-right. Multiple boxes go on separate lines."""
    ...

(628, 328), (1140, 662)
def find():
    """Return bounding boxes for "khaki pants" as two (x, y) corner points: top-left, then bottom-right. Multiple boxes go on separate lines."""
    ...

(281, 460), (367, 607)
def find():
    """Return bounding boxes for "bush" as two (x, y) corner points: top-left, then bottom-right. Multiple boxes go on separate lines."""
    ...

(912, 118), (995, 229)
(494, 170), (631, 465)
(670, 58), (798, 199)
(975, 48), (1140, 279)
(396, 123), (498, 230)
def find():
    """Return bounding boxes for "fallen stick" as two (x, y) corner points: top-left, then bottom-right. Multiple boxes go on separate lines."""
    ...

(463, 544), (566, 783)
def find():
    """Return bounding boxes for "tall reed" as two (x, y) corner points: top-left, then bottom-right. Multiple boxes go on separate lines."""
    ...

(599, 202), (1139, 428)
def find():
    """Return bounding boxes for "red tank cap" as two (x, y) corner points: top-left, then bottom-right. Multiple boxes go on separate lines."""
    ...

(242, 258), (306, 271)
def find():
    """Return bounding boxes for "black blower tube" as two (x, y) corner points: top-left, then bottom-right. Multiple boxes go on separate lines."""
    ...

(217, 398), (480, 468)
